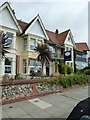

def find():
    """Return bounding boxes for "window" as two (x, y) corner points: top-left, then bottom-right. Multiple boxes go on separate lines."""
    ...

(7, 32), (13, 48)
(49, 46), (55, 53)
(67, 62), (69, 65)
(23, 59), (27, 73)
(30, 59), (36, 73)
(66, 47), (69, 51)
(23, 39), (27, 50)
(30, 38), (36, 50)
(5, 58), (12, 73)
(36, 61), (42, 72)
(68, 36), (70, 41)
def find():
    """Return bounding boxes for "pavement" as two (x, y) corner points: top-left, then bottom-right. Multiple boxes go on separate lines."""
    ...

(1, 85), (89, 119)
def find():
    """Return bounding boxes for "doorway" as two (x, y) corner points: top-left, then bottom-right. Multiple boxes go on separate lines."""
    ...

(46, 66), (49, 76)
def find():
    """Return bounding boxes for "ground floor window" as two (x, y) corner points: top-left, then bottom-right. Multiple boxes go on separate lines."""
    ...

(5, 58), (12, 73)
(30, 59), (36, 74)
(36, 61), (42, 72)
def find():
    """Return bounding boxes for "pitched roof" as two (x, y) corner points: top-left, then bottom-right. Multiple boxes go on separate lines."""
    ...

(75, 42), (89, 51)
(17, 20), (28, 31)
(46, 29), (70, 45)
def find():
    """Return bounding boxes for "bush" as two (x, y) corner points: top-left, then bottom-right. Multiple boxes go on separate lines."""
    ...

(2, 74), (14, 82)
(84, 69), (90, 75)
(40, 74), (88, 88)
(58, 63), (73, 74)
(66, 65), (73, 74)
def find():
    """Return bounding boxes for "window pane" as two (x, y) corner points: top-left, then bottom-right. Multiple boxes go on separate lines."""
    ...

(7, 32), (13, 48)
(36, 61), (42, 67)
(5, 58), (12, 65)
(5, 66), (11, 73)
(30, 39), (36, 50)
(30, 59), (35, 66)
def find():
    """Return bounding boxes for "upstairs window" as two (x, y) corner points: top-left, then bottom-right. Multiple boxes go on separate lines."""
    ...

(30, 38), (36, 51)
(6, 32), (13, 48)
(23, 39), (27, 50)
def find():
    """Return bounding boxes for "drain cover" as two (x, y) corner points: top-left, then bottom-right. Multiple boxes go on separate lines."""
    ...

(9, 106), (13, 108)
(34, 100), (39, 102)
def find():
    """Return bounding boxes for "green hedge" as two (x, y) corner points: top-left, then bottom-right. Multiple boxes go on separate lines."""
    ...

(41, 74), (88, 88)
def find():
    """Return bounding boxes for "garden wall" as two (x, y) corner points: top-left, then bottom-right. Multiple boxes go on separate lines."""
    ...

(1, 78), (62, 105)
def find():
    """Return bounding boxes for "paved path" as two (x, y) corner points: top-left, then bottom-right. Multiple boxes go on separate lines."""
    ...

(2, 85), (89, 119)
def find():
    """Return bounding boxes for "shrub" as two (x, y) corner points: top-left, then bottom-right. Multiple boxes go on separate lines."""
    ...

(2, 74), (14, 82)
(84, 69), (90, 75)
(66, 65), (73, 74)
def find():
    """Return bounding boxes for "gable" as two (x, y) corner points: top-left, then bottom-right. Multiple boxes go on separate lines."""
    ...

(64, 32), (74, 47)
(0, 7), (18, 30)
(25, 19), (47, 38)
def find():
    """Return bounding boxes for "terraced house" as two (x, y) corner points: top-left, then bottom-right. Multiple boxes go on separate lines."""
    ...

(0, 2), (89, 79)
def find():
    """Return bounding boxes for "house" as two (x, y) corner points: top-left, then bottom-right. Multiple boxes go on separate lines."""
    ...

(0, 2), (22, 79)
(46, 29), (76, 74)
(75, 42), (89, 69)
(16, 14), (50, 76)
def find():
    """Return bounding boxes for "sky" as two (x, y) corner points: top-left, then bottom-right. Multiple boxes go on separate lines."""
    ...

(1, 0), (90, 44)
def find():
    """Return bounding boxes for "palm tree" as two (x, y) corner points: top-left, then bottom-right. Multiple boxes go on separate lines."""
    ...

(0, 31), (10, 58)
(35, 43), (51, 74)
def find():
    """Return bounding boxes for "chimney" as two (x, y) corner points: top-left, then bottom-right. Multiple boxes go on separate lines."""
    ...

(55, 29), (59, 34)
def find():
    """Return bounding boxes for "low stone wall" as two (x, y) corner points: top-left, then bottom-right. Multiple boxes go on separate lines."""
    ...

(1, 78), (62, 105)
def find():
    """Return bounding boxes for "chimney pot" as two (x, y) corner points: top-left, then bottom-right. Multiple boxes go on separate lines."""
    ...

(55, 29), (59, 34)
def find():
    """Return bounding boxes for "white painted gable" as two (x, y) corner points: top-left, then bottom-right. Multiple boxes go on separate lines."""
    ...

(26, 19), (46, 38)
(0, 7), (18, 30)
(65, 33), (73, 47)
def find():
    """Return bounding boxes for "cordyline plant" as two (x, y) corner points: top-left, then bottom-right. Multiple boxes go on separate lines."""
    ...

(0, 31), (10, 58)
(35, 43), (51, 74)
